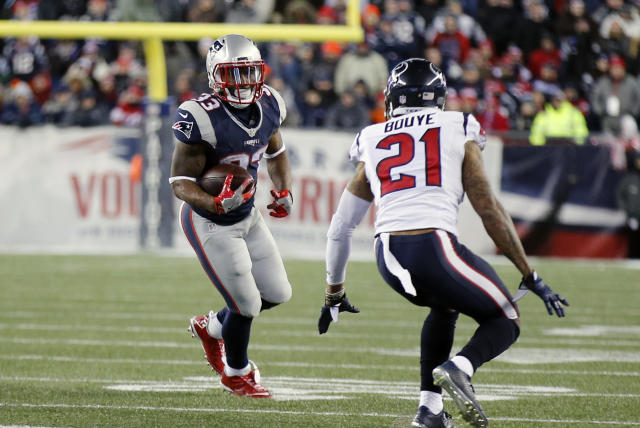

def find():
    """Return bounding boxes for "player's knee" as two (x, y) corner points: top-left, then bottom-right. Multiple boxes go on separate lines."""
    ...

(274, 282), (292, 304)
(237, 299), (261, 318)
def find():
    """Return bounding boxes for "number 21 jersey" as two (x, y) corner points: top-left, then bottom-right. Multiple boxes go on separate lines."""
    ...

(349, 108), (486, 236)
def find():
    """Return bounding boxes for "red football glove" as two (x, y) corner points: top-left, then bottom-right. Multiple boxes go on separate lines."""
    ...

(267, 189), (293, 218)
(213, 174), (255, 214)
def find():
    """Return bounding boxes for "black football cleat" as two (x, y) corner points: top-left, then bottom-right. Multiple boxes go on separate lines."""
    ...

(411, 406), (458, 428)
(433, 361), (488, 428)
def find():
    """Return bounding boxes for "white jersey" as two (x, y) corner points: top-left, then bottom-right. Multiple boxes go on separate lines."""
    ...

(349, 108), (486, 236)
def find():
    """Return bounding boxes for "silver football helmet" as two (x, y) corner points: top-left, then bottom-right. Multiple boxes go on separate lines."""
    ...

(206, 34), (265, 108)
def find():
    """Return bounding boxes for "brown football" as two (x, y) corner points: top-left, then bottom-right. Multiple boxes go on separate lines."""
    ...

(198, 163), (254, 196)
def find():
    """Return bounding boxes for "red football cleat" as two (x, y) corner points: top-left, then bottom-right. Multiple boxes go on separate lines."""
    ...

(189, 311), (226, 375)
(221, 361), (272, 398)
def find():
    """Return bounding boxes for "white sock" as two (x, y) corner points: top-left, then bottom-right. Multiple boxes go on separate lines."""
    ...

(224, 362), (251, 377)
(419, 390), (443, 414)
(451, 355), (474, 378)
(206, 311), (223, 339)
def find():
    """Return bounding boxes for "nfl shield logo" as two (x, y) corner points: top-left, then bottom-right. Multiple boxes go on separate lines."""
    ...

(399, 95), (407, 104)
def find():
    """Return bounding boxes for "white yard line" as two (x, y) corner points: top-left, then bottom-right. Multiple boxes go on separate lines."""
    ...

(0, 402), (638, 425)
(1, 323), (639, 346)
(1, 354), (640, 377)
(2, 375), (640, 400)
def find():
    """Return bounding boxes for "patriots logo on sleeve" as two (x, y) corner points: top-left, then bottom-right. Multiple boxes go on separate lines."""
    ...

(172, 120), (194, 138)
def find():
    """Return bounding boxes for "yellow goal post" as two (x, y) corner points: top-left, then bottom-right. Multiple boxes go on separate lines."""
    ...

(0, 0), (363, 102)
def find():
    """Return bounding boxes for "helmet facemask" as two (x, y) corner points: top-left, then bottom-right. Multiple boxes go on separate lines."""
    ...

(211, 60), (265, 106)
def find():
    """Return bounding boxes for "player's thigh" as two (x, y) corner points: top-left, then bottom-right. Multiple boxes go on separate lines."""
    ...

(180, 204), (261, 317)
(245, 210), (291, 304)
(428, 230), (519, 321)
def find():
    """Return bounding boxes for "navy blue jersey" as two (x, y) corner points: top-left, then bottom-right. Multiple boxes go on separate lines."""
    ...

(172, 85), (287, 225)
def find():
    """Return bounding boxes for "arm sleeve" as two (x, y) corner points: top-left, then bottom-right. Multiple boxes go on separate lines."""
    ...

(325, 190), (372, 285)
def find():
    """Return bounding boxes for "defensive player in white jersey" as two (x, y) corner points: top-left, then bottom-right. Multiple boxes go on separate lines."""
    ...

(170, 34), (293, 398)
(319, 59), (569, 427)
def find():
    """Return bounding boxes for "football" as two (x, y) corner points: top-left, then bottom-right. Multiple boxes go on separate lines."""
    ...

(198, 163), (254, 197)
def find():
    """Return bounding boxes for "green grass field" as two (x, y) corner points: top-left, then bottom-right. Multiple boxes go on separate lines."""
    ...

(0, 254), (639, 427)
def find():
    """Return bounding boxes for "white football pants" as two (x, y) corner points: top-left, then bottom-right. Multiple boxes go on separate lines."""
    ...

(180, 202), (292, 318)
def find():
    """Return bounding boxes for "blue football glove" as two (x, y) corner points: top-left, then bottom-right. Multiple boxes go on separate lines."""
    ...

(518, 271), (569, 317)
(318, 289), (359, 334)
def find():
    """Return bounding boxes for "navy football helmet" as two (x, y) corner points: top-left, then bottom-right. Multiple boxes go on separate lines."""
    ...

(384, 58), (447, 119)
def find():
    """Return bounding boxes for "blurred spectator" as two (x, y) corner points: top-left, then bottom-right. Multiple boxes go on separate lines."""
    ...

(427, 0), (487, 46)
(598, 6), (639, 72)
(67, 89), (109, 127)
(42, 84), (74, 123)
(45, 39), (82, 81)
(370, 92), (388, 123)
(173, 71), (196, 104)
(592, 0), (626, 24)
(29, 72), (52, 106)
(110, 0), (161, 21)
(226, 0), (263, 23)
(3, 37), (48, 82)
(477, 95), (510, 132)
(186, 0), (226, 23)
(283, 0), (316, 24)
(334, 41), (388, 98)
(527, 34), (561, 79)
(316, 5), (337, 24)
(165, 41), (196, 89)
(0, 80), (44, 127)
(110, 42), (145, 92)
(362, 4), (382, 39)
(82, 0), (110, 21)
(516, 0), (554, 58)
(478, 0), (520, 55)
(266, 75), (302, 127)
(590, 55), (640, 135)
(325, 90), (370, 130)
(514, 100), (537, 131)
(308, 41), (340, 109)
(12, 0), (39, 20)
(445, 88), (461, 111)
(95, 73), (118, 112)
(37, 0), (85, 20)
(381, 0), (427, 59)
(300, 89), (328, 127)
(416, 0), (443, 24)
(369, 17), (405, 69)
(110, 85), (144, 127)
(529, 88), (588, 145)
(459, 87), (479, 115)
(556, 0), (598, 87)
(266, 43), (301, 91)
(532, 62), (561, 99)
(455, 61), (484, 96)
(431, 14), (471, 64)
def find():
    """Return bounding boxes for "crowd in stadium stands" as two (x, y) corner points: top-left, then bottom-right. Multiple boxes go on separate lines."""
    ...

(1, 0), (640, 150)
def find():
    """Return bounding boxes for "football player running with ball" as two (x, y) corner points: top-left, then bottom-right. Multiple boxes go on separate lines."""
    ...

(319, 59), (569, 427)
(169, 34), (293, 398)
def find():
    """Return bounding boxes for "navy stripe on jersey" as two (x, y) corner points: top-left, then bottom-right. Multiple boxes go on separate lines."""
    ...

(462, 113), (469, 136)
(180, 203), (240, 313)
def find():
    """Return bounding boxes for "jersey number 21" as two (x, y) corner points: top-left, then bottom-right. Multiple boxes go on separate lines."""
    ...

(375, 128), (442, 196)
